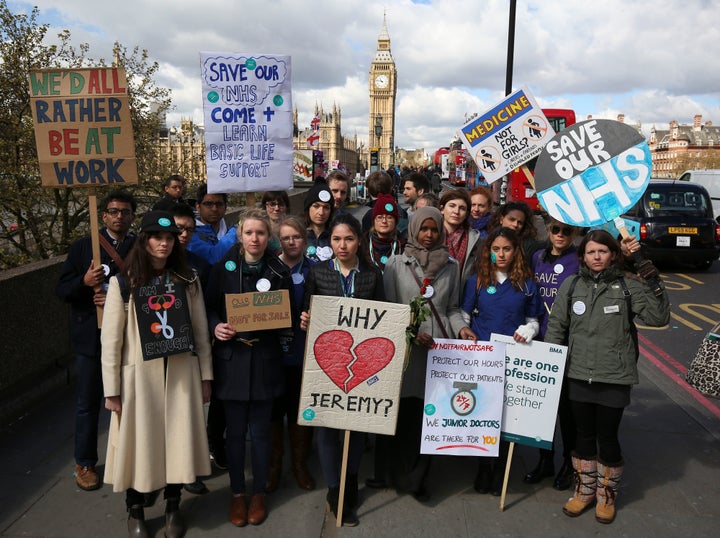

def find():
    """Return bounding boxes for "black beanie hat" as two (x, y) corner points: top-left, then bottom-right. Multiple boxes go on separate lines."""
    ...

(304, 179), (333, 211)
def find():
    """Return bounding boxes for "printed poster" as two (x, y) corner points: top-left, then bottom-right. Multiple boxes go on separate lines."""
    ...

(492, 334), (567, 449)
(298, 296), (410, 435)
(421, 338), (506, 457)
(28, 68), (138, 187)
(200, 52), (293, 193)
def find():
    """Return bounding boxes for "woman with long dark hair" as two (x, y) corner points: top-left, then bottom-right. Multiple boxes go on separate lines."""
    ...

(439, 188), (481, 282)
(102, 211), (213, 538)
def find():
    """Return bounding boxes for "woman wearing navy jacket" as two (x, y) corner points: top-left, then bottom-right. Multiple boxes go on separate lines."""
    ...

(204, 208), (292, 527)
(460, 226), (542, 495)
(524, 219), (581, 490)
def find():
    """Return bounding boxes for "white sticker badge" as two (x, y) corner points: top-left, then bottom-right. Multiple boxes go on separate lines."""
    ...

(572, 301), (586, 315)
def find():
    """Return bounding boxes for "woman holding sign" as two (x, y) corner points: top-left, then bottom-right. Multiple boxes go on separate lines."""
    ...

(545, 230), (669, 524)
(101, 211), (213, 538)
(204, 208), (292, 527)
(460, 226), (542, 496)
(383, 206), (475, 501)
(300, 213), (385, 526)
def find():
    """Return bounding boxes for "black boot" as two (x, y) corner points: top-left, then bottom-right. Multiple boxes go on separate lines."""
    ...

(491, 464), (506, 496)
(164, 497), (185, 538)
(524, 450), (555, 484)
(326, 486), (340, 518)
(127, 505), (150, 538)
(553, 457), (574, 491)
(342, 474), (359, 527)
(474, 460), (492, 493)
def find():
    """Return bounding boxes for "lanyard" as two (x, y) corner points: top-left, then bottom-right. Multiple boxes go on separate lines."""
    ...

(333, 259), (357, 298)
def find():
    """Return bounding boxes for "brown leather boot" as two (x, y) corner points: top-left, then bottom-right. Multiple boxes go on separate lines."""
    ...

(595, 460), (623, 524)
(265, 421), (284, 493)
(248, 493), (267, 525)
(288, 422), (315, 490)
(562, 455), (597, 517)
(127, 505), (150, 538)
(229, 495), (247, 527)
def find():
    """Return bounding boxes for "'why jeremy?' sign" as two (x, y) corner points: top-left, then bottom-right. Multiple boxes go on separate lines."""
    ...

(298, 296), (409, 435)
(534, 119), (652, 227)
(492, 334), (567, 450)
(28, 68), (138, 187)
(200, 53), (294, 193)
(458, 86), (554, 184)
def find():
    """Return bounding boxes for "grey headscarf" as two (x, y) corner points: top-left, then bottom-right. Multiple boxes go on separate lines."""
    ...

(403, 206), (449, 280)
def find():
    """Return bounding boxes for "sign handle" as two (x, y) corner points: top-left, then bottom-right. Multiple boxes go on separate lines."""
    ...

(88, 190), (104, 327)
(613, 216), (646, 265)
(520, 165), (535, 190)
(498, 441), (515, 512)
(336, 429), (351, 527)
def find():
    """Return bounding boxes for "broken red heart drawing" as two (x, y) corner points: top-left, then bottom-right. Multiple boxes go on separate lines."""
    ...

(314, 330), (395, 393)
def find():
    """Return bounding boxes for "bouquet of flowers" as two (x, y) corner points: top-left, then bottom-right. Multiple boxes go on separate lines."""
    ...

(404, 279), (432, 370)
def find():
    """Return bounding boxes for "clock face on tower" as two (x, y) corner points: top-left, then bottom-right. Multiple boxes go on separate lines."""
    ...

(374, 74), (389, 88)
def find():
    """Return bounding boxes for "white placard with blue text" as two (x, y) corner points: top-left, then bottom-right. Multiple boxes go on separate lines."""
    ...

(421, 338), (506, 457)
(200, 52), (293, 193)
(492, 334), (567, 449)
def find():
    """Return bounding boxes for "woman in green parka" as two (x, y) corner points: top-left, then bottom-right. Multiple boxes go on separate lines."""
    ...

(545, 230), (669, 525)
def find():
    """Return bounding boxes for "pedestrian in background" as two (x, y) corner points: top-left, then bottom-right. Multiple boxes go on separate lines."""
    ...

(545, 230), (669, 524)
(488, 200), (545, 260)
(261, 190), (290, 255)
(468, 186), (493, 238)
(101, 211), (213, 538)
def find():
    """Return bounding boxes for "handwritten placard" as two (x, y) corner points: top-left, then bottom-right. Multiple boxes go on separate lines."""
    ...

(225, 289), (292, 331)
(200, 52), (293, 193)
(297, 296), (410, 435)
(28, 68), (138, 187)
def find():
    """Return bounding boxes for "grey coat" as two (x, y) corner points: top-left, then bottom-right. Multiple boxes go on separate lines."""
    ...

(383, 253), (468, 398)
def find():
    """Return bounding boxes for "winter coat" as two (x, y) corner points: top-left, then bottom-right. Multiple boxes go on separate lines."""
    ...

(383, 253), (467, 398)
(302, 260), (385, 311)
(544, 265), (670, 386)
(205, 246), (293, 401)
(101, 275), (213, 493)
(459, 227), (482, 286)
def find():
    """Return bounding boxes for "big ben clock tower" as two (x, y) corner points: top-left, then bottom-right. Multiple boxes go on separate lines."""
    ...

(369, 13), (397, 170)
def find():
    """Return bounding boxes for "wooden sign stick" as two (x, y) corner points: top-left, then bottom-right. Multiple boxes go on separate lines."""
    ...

(520, 165), (535, 190)
(88, 189), (103, 327)
(335, 429), (351, 527)
(498, 441), (515, 512)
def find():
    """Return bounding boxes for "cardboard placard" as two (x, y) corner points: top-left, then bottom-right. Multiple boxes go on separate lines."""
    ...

(200, 52), (294, 193)
(28, 68), (138, 187)
(534, 119), (652, 227)
(492, 334), (567, 449)
(225, 289), (292, 331)
(457, 86), (554, 184)
(421, 338), (506, 456)
(297, 296), (410, 435)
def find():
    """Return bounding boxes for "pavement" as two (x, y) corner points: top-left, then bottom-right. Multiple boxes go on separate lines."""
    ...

(1, 355), (719, 538)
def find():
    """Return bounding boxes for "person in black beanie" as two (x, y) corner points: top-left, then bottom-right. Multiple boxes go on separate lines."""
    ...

(303, 179), (335, 263)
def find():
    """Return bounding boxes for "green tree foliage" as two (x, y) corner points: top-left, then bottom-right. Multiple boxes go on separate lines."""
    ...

(0, 1), (174, 269)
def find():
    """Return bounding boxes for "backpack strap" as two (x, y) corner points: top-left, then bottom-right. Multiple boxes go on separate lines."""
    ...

(618, 276), (639, 358)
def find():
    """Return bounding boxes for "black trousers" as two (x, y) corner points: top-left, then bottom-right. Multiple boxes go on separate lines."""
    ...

(571, 401), (624, 464)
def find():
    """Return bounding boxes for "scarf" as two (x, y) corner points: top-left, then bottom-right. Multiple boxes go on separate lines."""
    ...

(403, 206), (449, 280)
(469, 213), (492, 238)
(445, 226), (468, 276)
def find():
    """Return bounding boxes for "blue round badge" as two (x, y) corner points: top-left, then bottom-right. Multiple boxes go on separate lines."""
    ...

(384, 203), (394, 212)
(158, 217), (171, 227)
(245, 58), (257, 70)
(380, 255), (388, 264)
(424, 403), (436, 415)
(225, 260), (237, 272)
(273, 95), (283, 106)
(302, 408), (315, 421)
(306, 245), (317, 256)
(487, 285), (497, 295)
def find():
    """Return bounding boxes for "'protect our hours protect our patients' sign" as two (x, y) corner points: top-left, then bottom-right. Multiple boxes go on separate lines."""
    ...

(28, 68), (138, 187)
(200, 52), (294, 193)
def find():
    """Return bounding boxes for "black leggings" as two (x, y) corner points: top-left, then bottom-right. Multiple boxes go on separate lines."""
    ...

(571, 401), (624, 464)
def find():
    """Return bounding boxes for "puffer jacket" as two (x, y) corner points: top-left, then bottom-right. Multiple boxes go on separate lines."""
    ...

(545, 265), (670, 386)
(302, 260), (385, 311)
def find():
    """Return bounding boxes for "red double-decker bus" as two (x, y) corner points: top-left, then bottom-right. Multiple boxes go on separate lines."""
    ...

(500, 108), (576, 211)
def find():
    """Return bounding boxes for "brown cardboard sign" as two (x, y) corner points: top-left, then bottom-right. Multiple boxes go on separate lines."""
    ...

(225, 289), (292, 331)
(28, 67), (138, 187)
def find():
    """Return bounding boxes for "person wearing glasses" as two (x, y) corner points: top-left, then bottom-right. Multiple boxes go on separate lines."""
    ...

(261, 191), (290, 255)
(187, 183), (237, 266)
(523, 219), (581, 491)
(56, 190), (137, 492)
(365, 193), (406, 273)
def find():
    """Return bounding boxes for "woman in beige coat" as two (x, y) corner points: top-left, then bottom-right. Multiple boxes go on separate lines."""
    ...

(102, 211), (213, 538)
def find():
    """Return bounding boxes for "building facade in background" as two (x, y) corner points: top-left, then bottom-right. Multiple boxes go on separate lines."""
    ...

(369, 14), (397, 171)
(649, 115), (720, 178)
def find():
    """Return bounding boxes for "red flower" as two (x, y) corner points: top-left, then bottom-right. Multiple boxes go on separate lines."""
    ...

(423, 278), (431, 286)
(420, 286), (427, 295)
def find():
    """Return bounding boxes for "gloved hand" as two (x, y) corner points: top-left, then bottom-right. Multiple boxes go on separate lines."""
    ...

(637, 259), (660, 280)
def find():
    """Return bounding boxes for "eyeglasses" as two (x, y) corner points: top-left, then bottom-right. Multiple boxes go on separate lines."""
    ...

(265, 202), (286, 209)
(200, 201), (226, 208)
(176, 225), (195, 234)
(375, 214), (395, 221)
(280, 234), (304, 243)
(105, 208), (133, 217)
(550, 225), (574, 236)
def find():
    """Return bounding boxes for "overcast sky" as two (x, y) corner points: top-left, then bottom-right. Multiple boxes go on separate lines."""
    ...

(12, 0), (720, 155)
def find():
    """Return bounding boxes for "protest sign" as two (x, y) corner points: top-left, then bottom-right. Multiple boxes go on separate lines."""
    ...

(28, 68), (138, 187)
(457, 86), (554, 184)
(297, 296), (410, 435)
(491, 334), (567, 449)
(200, 53), (293, 193)
(133, 280), (194, 361)
(534, 119), (652, 229)
(224, 289), (292, 331)
(421, 338), (506, 457)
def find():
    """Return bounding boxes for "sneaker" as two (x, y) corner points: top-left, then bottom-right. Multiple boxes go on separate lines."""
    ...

(74, 464), (101, 491)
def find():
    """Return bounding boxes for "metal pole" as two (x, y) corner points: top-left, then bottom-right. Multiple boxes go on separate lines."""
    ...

(505, 0), (517, 96)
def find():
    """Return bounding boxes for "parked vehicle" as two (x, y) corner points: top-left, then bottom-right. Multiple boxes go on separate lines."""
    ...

(603, 180), (720, 269)
(678, 169), (720, 220)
